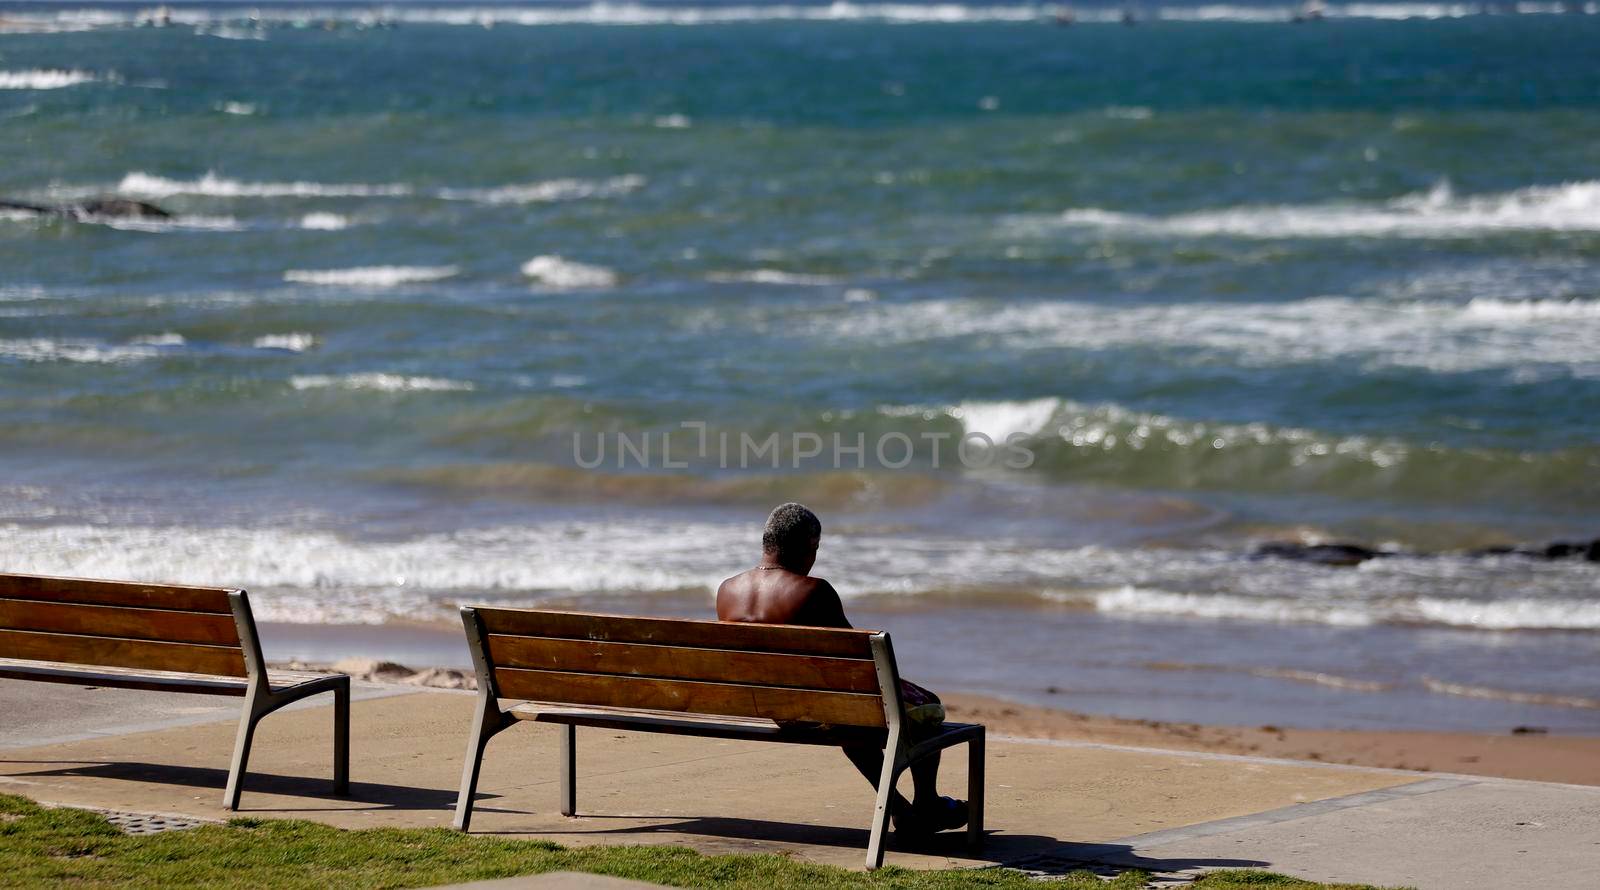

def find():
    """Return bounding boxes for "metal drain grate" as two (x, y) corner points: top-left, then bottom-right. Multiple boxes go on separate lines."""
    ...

(97, 810), (210, 835)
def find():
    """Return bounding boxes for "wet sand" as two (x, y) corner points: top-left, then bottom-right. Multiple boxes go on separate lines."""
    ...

(939, 693), (1600, 787)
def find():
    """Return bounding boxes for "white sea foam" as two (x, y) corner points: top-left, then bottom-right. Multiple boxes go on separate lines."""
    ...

(708, 269), (841, 286)
(1462, 298), (1600, 320)
(290, 373), (475, 392)
(0, 69), (100, 90)
(217, 101), (258, 116)
(1092, 586), (1377, 626)
(127, 332), (186, 347)
(4, 3), (1597, 34)
(196, 25), (267, 41)
(0, 337), (179, 364)
(654, 114), (692, 129)
(253, 333), (317, 352)
(1420, 678), (1600, 709)
(1044, 180), (1600, 240)
(0, 512), (1593, 631)
(1090, 586), (1600, 630)
(946, 398), (1061, 441)
(93, 214), (244, 233)
(521, 256), (618, 289)
(439, 175), (645, 205)
(299, 212), (351, 231)
(119, 171), (413, 199)
(1412, 597), (1600, 631)
(816, 293), (1600, 379)
(284, 266), (458, 287)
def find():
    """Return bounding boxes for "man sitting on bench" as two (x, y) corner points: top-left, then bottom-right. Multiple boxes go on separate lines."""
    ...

(716, 502), (969, 836)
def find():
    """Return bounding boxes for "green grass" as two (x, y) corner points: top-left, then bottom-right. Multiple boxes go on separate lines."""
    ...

(0, 794), (1406, 889)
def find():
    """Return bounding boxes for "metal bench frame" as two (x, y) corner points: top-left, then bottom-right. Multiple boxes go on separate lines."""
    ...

(451, 606), (984, 870)
(0, 574), (349, 810)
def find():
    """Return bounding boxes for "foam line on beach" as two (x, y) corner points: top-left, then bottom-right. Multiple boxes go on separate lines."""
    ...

(2, 517), (1596, 631)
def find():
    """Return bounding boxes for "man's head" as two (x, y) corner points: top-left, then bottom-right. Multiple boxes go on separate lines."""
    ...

(762, 502), (821, 573)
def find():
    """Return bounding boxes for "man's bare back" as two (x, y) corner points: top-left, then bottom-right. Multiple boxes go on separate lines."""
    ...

(716, 566), (850, 628)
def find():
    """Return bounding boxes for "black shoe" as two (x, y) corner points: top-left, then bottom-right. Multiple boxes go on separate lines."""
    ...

(894, 796), (969, 836)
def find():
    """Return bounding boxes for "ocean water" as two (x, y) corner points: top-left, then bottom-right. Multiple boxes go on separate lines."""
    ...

(2, 2), (1598, 731)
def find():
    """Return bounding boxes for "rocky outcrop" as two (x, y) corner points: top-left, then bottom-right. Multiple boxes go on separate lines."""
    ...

(1, 197), (172, 221)
(1254, 537), (1599, 566)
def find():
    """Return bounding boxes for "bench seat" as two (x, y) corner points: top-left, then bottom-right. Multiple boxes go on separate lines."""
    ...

(0, 658), (339, 696)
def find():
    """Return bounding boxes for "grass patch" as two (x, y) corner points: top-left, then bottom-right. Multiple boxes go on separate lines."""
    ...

(0, 794), (1408, 889)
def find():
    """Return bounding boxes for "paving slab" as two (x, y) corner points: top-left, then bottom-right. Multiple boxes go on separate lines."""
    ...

(1098, 775), (1600, 889)
(0, 682), (1411, 873)
(0, 677), (410, 750)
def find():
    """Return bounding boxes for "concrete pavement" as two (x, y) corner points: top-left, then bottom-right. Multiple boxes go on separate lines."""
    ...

(1, 680), (1595, 886)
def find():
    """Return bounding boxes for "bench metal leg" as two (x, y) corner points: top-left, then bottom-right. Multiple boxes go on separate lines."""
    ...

(453, 695), (506, 832)
(332, 679), (350, 795)
(223, 704), (262, 811)
(966, 731), (985, 849)
(865, 751), (902, 870)
(559, 723), (577, 817)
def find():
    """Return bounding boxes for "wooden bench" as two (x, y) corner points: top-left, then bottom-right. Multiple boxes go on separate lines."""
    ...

(0, 572), (349, 809)
(452, 607), (985, 869)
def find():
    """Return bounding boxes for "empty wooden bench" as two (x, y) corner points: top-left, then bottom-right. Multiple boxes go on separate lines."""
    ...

(0, 572), (349, 809)
(452, 607), (985, 869)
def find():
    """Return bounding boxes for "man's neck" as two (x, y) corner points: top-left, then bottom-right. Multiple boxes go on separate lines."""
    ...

(758, 555), (796, 573)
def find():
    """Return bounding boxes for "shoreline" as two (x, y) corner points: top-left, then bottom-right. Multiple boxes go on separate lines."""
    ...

(272, 640), (1600, 789)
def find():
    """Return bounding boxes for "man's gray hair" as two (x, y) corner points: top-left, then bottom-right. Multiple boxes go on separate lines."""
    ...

(762, 502), (821, 556)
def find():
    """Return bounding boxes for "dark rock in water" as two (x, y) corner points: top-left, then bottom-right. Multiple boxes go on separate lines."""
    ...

(1252, 542), (1390, 567)
(0, 198), (54, 216)
(73, 198), (172, 220)
(0, 196), (172, 221)
(1467, 538), (1600, 562)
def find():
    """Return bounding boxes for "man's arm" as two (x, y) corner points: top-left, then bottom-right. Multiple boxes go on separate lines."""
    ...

(799, 578), (853, 629)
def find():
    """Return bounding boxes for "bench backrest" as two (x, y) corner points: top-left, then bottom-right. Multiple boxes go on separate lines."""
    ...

(464, 608), (898, 729)
(0, 573), (253, 678)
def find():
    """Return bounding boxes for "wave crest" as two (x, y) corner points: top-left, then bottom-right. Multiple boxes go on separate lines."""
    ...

(284, 266), (458, 287)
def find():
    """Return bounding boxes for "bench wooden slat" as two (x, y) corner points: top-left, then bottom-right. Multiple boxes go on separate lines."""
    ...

(0, 599), (241, 646)
(0, 574), (233, 614)
(475, 608), (875, 659)
(493, 666), (888, 727)
(507, 701), (890, 746)
(484, 634), (881, 693)
(0, 628), (247, 677)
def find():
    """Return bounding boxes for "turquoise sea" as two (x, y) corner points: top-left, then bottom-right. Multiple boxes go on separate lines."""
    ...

(2, 2), (1597, 730)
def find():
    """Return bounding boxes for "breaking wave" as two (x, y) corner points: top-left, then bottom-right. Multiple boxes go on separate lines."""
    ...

(253, 333), (317, 352)
(289, 373), (476, 392)
(299, 212), (351, 231)
(284, 266), (459, 286)
(1045, 180), (1600, 239)
(521, 256), (619, 289)
(6, 3), (1595, 32)
(439, 175), (645, 204)
(821, 293), (1600, 379)
(119, 172), (413, 199)
(0, 69), (101, 89)
(1084, 586), (1600, 631)
(0, 335), (185, 364)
